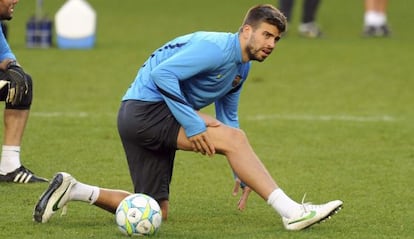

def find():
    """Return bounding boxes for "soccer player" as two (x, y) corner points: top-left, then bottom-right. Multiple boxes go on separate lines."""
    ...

(363, 0), (391, 37)
(279, 0), (323, 38)
(33, 4), (342, 230)
(0, 0), (47, 183)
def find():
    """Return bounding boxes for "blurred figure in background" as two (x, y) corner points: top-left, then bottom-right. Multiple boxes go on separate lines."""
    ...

(363, 0), (391, 37)
(279, 0), (322, 38)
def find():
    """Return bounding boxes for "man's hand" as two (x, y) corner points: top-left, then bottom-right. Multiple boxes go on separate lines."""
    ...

(5, 63), (29, 105)
(188, 113), (221, 156)
(188, 131), (215, 156)
(0, 59), (15, 71)
(232, 178), (252, 211)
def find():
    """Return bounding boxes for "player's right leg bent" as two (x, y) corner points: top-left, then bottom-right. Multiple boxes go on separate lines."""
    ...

(33, 172), (77, 223)
(117, 100), (180, 220)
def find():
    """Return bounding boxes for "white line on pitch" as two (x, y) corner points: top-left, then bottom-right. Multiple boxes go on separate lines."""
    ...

(31, 112), (92, 117)
(246, 114), (396, 122)
(31, 112), (397, 123)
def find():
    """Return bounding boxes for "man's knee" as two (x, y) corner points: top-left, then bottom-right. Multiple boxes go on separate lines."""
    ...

(226, 127), (249, 151)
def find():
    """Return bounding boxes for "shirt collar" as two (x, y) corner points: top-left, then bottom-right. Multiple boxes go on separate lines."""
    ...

(234, 32), (243, 64)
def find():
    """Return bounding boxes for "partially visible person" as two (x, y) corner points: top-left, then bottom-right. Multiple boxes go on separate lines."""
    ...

(363, 0), (391, 37)
(1, 21), (7, 39)
(279, 0), (322, 38)
(33, 4), (342, 231)
(0, 0), (47, 183)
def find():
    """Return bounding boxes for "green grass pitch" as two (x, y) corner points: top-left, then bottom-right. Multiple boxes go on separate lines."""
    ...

(0, 0), (413, 238)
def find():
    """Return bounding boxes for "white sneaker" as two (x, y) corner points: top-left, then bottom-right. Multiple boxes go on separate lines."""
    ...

(282, 199), (343, 230)
(33, 172), (76, 223)
(298, 22), (323, 38)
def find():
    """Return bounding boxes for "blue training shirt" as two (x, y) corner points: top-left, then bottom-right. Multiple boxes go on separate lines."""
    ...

(122, 31), (251, 137)
(0, 25), (16, 61)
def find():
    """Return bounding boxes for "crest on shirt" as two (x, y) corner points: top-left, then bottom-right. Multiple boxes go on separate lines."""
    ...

(232, 75), (242, 87)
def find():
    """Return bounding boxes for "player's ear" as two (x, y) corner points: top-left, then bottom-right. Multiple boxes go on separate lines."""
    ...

(240, 24), (252, 39)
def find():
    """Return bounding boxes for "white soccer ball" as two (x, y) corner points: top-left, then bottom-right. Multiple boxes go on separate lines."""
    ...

(115, 193), (162, 236)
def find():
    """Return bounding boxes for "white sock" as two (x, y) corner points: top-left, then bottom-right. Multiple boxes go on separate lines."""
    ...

(0, 145), (21, 174)
(376, 13), (387, 26)
(365, 11), (387, 27)
(267, 188), (302, 219)
(69, 181), (100, 204)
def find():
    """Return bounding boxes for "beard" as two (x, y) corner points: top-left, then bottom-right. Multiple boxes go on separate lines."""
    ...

(0, 9), (12, 21)
(0, 14), (12, 21)
(246, 44), (266, 62)
(245, 35), (272, 62)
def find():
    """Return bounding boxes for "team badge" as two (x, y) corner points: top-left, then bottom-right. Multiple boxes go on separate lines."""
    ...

(232, 75), (242, 87)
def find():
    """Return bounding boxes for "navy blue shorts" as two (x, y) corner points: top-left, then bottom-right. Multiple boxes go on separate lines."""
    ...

(117, 100), (181, 202)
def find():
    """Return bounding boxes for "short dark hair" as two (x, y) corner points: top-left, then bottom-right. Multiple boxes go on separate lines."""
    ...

(241, 4), (287, 33)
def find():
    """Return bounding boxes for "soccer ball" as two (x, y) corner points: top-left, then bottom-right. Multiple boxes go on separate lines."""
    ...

(115, 193), (162, 236)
